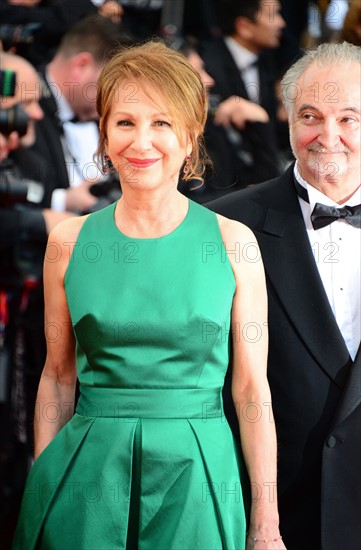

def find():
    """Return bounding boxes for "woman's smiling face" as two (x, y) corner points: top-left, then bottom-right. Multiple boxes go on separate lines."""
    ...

(105, 81), (192, 193)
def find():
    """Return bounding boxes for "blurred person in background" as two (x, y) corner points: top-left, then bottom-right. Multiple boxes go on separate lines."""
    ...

(0, 0), (123, 65)
(12, 14), (132, 214)
(341, 0), (361, 45)
(175, 39), (281, 202)
(0, 51), (73, 548)
(321, 0), (351, 42)
(200, 0), (287, 174)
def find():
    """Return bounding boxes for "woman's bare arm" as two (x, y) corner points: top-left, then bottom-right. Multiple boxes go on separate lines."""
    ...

(218, 215), (286, 549)
(34, 215), (87, 460)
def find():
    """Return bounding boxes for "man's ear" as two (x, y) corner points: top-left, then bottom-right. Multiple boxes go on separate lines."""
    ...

(70, 52), (94, 75)
(234, 16), (255, 41)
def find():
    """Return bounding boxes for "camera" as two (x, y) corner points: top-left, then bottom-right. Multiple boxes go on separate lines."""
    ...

(0, 68), (43, 206)
(0, 68), (29, 137)
(0, 103), (29, 138)
(0, 160), (44, 207)
(0, 22), (42, 51)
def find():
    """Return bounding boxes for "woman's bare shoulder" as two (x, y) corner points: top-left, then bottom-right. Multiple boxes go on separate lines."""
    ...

(48, 214), (90, 246)
(45, 215), (90, 276)
(216, 212), (256, 245)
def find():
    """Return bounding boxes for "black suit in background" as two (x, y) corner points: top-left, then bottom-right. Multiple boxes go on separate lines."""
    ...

(200, 38), (278, 122)
(179, 117), (280, 204)
(207, 163), (361, 550)
(14, 67), (79, 209)
(36, 67), (71, 206)
(198, 37), (284, 191)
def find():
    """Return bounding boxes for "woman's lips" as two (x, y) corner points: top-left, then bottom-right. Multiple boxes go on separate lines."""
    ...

(126, 158), (160, 168)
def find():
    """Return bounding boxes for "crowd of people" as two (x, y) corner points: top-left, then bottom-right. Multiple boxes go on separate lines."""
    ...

(1, 0), (360, 549)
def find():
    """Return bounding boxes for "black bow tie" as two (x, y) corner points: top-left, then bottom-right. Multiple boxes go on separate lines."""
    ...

(311, 203), (361, 229)
(68, 115), (80, 124)
(294, 178), (361, 230)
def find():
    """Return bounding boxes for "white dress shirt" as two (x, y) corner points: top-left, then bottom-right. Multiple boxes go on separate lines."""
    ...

(46, 70), (104, 212)
(224, 36), (260, 103)
(294, 163), (361, 360)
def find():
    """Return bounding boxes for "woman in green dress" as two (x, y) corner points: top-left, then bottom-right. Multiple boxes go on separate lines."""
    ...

(13, 41), (286, 550)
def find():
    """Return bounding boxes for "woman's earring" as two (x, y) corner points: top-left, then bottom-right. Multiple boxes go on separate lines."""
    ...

(183, 156), (191, 175)
(104, 153), (114, 172)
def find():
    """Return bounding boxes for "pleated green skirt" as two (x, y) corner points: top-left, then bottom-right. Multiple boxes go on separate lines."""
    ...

(13, 387), (246, 549)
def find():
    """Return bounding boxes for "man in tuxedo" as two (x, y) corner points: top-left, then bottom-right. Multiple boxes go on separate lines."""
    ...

(209, 42), (361, 550)
(175, 43), (280, 203)
(200, 0), (285, 122)
(200, 0), (286, 181)
(15, 15), (131, 213)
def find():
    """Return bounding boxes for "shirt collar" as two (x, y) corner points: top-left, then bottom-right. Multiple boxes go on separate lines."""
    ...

(294, 161), (361, 210)
(224, 36), (258, 72)
(45, 66), (75, 124)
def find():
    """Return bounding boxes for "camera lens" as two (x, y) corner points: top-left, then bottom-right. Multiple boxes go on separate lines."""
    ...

(0, 103), (29, 137)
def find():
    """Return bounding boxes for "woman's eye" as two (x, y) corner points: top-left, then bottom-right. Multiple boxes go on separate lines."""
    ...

(116, 120), (132, 126)
(154, 120), (171, 127)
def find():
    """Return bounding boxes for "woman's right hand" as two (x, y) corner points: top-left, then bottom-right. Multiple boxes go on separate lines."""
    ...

(246, 532), (286, 550)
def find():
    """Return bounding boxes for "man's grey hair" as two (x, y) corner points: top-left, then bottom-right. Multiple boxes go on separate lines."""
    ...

(281, 41), (361, 114)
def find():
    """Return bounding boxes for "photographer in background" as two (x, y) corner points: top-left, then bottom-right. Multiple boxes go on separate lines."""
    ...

(13, 14), (130, 214)
(0, 52), (73, 544)
(0, 51), (72, 275)
(0, 0), (123, 65)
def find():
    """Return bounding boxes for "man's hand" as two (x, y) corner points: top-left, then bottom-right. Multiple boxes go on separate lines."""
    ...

(213, 96), (269, 130)
(0, 131), (20, 162)
(7, 0), (42, 6)
(65, 180), (98, 213)
(99, 1), (124, 24)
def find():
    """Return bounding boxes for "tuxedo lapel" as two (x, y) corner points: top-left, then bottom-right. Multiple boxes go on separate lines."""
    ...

(218, 40), (249, 98)
(330, 344), (361, 427)
(257, 52), (277, 119)
(201, 39), (249, 99)
(38, 67), (58, 119)
(257, 168), (350, 386)
(36, 68), (69, 190)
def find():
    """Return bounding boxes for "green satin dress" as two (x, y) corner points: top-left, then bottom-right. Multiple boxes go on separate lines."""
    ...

(13, 199), (247, 549)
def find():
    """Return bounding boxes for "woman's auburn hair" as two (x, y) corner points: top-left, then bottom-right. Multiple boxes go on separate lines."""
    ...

(96, 40), (209, 182)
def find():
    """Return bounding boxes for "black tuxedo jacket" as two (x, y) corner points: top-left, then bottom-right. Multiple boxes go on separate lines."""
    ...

(27, 68), (72, 208)
(200, 38), (278, 121)
(7, 67), (69, 208)
(208, 164), (361, 550)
